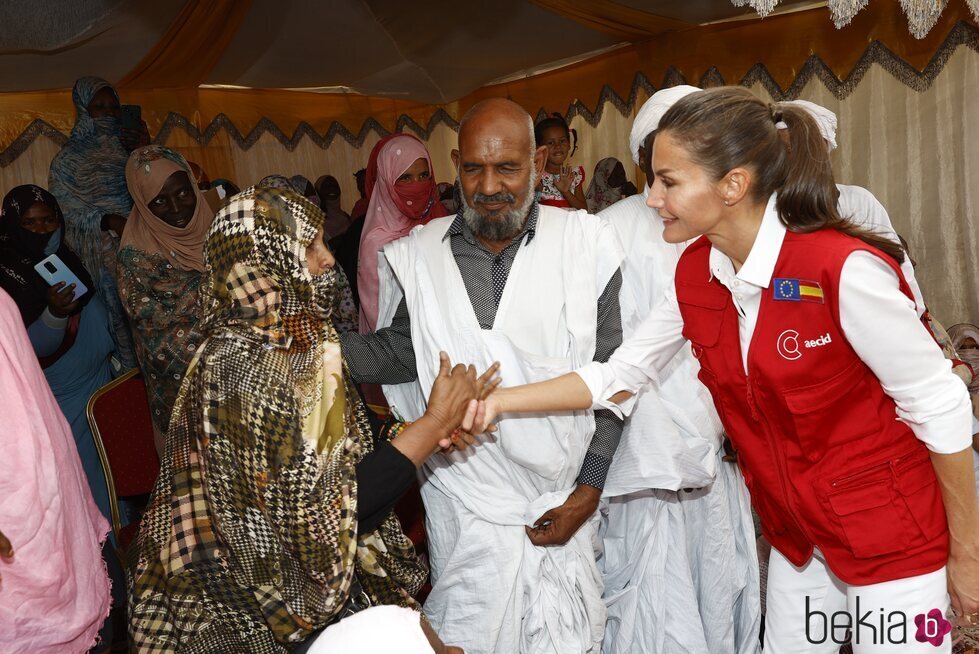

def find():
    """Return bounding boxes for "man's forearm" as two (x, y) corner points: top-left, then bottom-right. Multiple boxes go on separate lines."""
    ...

(340, 331), (417, 384)
(339, 297), (418, 384)
(575, 408), (624, 490)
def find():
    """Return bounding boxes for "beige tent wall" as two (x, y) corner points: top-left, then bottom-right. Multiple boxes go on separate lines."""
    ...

(762, 45), (979, 327)
(2, 46), (976, 325)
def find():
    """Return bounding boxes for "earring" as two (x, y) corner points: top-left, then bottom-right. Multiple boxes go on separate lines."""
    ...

(724, 199), (730, 206)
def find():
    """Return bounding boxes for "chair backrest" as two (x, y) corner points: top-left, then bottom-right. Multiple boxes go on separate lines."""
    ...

(86, 369), (160, 543)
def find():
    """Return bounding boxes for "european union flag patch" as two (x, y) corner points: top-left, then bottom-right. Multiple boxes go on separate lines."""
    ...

(773, 278), (824, 303)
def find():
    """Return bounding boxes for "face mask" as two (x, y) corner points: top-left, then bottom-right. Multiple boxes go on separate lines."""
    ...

(393, 179), (437, 221)
(14, 225), (57, 259)
(93, 115), (121, 137)
(43, 228), (62, 256)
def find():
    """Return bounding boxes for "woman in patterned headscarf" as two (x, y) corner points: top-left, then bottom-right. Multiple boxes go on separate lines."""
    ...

(585, 157), (635, 213)
(118, 146), (214, 449)
(128, 185), (493, 653)
(48, 76), (145, 369)
(257, 174), (360, 335)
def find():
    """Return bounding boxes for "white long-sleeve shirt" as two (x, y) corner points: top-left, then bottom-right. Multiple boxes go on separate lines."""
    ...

(837, 184), (925, 316)
(577, 194), (972, 455)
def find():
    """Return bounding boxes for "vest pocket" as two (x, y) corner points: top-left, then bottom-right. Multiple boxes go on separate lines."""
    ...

(827, 479), (911, 558)
(677, 282), (728, 350)
(783, 360), (881, 461)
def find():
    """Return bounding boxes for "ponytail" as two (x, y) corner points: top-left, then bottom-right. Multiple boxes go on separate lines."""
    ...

(776, 104), (905, 263)
(657, 87), (904, 264)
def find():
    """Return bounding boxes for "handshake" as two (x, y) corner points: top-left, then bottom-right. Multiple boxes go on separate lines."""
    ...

(420, 352), (502, 454)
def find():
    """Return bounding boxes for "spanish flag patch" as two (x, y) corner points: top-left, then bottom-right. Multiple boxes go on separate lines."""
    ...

(773, 278), (824, 304)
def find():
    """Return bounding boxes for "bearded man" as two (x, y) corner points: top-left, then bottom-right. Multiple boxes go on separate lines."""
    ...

(340, 98), (624, 653)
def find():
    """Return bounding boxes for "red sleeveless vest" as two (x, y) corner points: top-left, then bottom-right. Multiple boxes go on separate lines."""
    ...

(674, 230), (948, 585)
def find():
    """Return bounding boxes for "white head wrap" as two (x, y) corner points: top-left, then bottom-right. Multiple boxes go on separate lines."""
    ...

(783, 100), (838, 151)
(629, 85), (702, 164)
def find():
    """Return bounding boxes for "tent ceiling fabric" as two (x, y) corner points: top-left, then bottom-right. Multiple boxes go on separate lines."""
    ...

(206, 0), (620, 103)
(0, 0), (184, 92)
(0, 0), (973, 106)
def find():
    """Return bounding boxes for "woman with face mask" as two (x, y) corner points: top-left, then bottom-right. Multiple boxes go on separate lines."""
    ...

(357, 134), (448, 333)
(48, 76), (146, 370)
(118, 146), (215, 451)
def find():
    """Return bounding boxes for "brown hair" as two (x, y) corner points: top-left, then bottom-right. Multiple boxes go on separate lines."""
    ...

(656, 87), (904, 263)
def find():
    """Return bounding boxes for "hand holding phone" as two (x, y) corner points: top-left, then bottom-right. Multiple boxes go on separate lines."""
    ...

(121, 104), (142, 131)
(46, 282), (80, 318)
(34, 254), (88, 303)
(119, 104), (150, 151)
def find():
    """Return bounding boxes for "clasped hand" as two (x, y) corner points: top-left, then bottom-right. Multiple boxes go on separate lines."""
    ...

(424, 352), (500, 453)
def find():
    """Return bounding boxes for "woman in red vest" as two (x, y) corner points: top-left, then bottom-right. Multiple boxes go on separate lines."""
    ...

(463, 87), (978, 652)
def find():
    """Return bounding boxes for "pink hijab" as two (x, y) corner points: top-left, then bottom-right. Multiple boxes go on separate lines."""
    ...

(357, 134), (447, 332)
(0, 288), (111, 653)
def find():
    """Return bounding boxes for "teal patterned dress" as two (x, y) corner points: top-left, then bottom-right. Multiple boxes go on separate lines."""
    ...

(117, 247), (204, 434)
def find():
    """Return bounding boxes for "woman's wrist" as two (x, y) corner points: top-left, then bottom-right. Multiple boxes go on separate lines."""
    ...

(417, 409), (454, 441)
(950, 524), (979, 556)
(390, 416), (445, 467)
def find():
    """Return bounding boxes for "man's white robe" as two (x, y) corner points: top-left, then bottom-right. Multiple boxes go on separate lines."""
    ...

(597, 191), (761, 654)
(376, 206), (623, 654)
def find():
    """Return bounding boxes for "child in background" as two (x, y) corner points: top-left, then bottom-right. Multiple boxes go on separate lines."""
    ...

(535, 113), (587, 210)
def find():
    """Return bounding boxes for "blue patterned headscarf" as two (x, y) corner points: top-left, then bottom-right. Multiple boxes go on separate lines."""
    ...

(47, 76), (136, 367)
(48, 76), (132, 283)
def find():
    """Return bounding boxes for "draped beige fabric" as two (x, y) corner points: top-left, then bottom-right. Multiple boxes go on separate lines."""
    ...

(2, 47), (974, 325)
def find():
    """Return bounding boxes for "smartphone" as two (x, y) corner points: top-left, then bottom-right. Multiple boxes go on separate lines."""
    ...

(34, 254), (88, 301)
(121, 104), (142, 131)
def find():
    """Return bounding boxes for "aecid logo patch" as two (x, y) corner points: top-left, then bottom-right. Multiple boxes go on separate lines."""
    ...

(805, 333), (833, 348)
(777, 330), (833, 360)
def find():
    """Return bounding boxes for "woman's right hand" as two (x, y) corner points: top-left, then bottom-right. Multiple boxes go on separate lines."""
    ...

(46, 281), (80, 318)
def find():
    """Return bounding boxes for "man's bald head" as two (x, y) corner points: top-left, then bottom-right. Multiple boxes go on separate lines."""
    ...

(459, 98), (535, 159)
(452, 98), (548, 244)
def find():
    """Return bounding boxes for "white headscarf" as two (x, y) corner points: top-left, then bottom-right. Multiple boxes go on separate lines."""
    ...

(629, 85), (702, 164)
(306, 606), (435, 653)
(783, 100), (838, 151)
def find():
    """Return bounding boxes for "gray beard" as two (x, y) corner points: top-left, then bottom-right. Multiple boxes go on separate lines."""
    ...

(458, 169), (536, 242)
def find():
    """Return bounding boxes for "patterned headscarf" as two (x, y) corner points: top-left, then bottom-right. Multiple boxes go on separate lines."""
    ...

(585, 157), (625, 213)
(48, 76), (131, 287)
(129, 186), (424, 652)
(122, 145), (214, 272)
(948, 323), (979, 394)
(199, 185), (335, 350)
(257, 174), (294, 192)
(0, 185), (94, 324)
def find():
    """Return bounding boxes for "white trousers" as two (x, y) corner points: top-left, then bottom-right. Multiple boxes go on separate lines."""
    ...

(764, 549), (951, 653)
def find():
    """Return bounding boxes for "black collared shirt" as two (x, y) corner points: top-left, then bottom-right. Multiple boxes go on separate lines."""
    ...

(341, 204), (623, 488)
